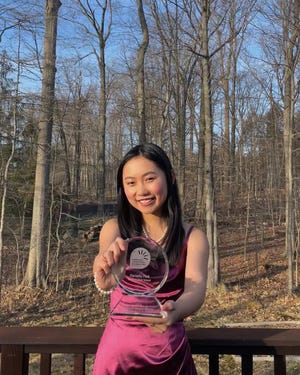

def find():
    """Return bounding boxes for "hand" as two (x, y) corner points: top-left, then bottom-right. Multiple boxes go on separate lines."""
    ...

(94, 237), (128, 290)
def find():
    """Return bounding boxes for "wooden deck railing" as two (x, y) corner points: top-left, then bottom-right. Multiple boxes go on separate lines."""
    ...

(0, 327), (300, 375)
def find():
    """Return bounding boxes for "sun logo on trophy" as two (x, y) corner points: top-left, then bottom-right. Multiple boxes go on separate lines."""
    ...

(129, 247), (151, 269)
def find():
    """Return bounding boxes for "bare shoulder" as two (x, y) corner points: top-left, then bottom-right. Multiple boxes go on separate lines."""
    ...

(183, 223), (208, 282)
(183, 222), (208, 250)
(101, 217), (118, 232)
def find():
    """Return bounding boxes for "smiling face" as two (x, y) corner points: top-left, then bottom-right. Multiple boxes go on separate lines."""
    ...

(122, 155), (168, 217)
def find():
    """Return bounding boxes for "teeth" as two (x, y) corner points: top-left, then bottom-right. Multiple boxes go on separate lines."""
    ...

(139, 198), (153, 204)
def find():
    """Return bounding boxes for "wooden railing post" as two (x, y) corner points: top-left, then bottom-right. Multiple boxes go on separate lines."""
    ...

(74, 353), (86, 375)
(241, 354), (253, 375)
(40, 353), (52, 375)
(209, 353), (219, 375)
(274, 355), (286, 375)
(1, 344), (28, 375)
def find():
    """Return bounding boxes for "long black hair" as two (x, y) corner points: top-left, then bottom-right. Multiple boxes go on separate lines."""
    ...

(117, 143), (185, 266)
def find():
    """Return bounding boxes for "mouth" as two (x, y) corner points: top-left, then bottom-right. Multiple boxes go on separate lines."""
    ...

(138, 197), (155, 206)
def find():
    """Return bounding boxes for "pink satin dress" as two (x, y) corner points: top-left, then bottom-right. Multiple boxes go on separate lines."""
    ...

(93, 228), (197, 375)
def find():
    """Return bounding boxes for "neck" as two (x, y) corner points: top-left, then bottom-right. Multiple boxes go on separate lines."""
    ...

(142, 223), (167, 245)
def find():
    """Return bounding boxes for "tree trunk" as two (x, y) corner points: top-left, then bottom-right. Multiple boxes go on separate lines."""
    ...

(201, 0), (218, 288)
(282, 0), (299, 293)
(195, 86), (205, 223)
(23, 0), (61, 288)
(98, 37), (106, 217)
(136, 0), (149, 144)
(283, 67), (294, 294)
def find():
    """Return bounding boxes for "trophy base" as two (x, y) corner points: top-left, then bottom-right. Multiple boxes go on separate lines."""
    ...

(110, 294), (163, 318)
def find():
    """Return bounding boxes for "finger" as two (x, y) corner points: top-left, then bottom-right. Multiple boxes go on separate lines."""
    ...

(99, 253), (113, 274)
(116, 237), (128, 252)
(102, 252), (111, 266)
(149, 324), (167, 333)
(101, 261), (112, 275)
(108, 239), (126, 263)
(161, 300), (175, 312)
(113, 246), (123, 264)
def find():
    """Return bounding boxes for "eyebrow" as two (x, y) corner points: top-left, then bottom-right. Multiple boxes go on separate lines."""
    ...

(123, 171), (158, 180)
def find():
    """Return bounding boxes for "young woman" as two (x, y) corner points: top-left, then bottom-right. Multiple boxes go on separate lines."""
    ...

(93, 143), (209, 375)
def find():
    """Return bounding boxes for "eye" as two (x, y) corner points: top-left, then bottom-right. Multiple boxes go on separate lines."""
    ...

(124, 180), (135, 186)
(146, 176), (156, 182)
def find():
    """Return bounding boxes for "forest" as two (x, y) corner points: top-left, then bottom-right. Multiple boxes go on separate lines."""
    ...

(1, 1), (300, 373)
(0, 0), (300, 323)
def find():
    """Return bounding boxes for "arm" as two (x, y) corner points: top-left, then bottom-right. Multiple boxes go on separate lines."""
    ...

(93, 218), (127, 291)
(168, 227), (209, 321)
(134, 226), (209, 332)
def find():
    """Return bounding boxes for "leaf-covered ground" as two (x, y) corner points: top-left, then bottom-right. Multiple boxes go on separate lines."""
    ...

(1, 224), (299, 374)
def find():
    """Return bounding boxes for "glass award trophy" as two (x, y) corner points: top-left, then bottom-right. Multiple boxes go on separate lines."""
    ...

(111, 236), (169, 318)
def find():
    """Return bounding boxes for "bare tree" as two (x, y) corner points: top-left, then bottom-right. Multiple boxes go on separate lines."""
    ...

(217, 1), (257, 213)
(136, 0), (149, 143)
(23, 0), (61, 288)
(199, 0), (219, 288)
(149, 0), (197, 199)
(0, 54), (19, 300)
(54, 66), (86, 238)
(78, 0), (112, 216)
(255, 0), (300, 292)
(281, 0), (300, 293)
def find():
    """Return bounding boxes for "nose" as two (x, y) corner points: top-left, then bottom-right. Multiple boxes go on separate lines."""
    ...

(136, 182), (149, 196)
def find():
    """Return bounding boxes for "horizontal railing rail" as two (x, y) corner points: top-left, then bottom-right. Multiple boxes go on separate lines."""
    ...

(0, 327), (300, 375)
